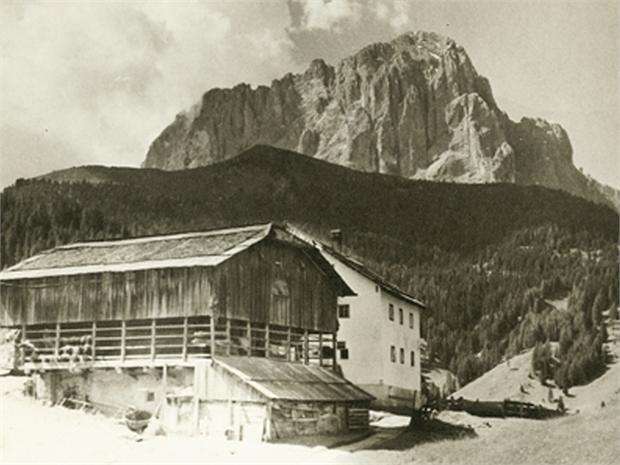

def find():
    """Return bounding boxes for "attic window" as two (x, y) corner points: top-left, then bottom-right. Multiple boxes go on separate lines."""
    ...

(270, 279), (291, 324)
(339, 349), (349, 360)
(338, 304), (350, 318)
(388, 304), (394, 321)
(399, 308), (403, 325)
(399, 348), (404, 364)
(390, 345), (396, 363)
(409, 312), (414, 329)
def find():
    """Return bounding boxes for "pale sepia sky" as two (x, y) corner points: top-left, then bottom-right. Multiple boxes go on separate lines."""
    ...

(1, 0), (618, 189)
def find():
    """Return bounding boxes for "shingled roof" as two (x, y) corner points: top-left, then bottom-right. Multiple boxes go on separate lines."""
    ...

(322, 245), (427, 309)
(213, 356), (374, 402)
(0, 224), (354, 297)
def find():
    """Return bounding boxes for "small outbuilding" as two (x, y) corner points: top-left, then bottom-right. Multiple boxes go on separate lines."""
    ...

(161, 356), (372, 441)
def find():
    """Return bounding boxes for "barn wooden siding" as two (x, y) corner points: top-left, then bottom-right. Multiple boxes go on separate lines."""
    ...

(212, 239), (338, 332)
(1, 238), (338, 333)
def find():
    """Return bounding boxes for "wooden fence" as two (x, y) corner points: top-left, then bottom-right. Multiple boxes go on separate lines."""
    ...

(438, 397), (564, 419)
(16, 317), (337, 369)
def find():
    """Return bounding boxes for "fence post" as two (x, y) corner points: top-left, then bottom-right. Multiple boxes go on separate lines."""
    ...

(150, 319), (156, 361)
(54, 322), (61, 360)
(303, 330), (309, 365)
(182, 317), (188, 361)
(91, 321), (97, 360)
(121, 320), (127, 362)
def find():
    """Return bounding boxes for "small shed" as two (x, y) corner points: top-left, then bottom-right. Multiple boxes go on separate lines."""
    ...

(162, 356), (374, 441)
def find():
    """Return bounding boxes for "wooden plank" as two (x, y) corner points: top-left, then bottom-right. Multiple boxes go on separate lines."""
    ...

(91, 321), (97, 359)
(54, 322), (60, 359)
(265, 324), (270, 359)
(332, 332), (337, 369)
(286, 326), (291, 361)
(209, 315), (215, 357)
(303, 330), (309, 365)
(247, 320), (252, 357)
(226, 319), (231, 356)
(120, 320), (126, 362)
(150, 319), (156, 360)
(182, 316), (188, 361)
(318, 333), (323, 367)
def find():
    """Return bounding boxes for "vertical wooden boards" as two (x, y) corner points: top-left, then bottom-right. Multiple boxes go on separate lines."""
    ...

(1, 238), (339, 334)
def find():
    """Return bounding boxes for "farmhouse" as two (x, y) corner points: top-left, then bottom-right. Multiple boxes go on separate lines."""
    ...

(319, 240), (427, 413)
(0, 223), (373, 440)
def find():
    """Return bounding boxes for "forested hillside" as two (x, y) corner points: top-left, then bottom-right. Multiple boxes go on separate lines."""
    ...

(2, 145), (617, 387)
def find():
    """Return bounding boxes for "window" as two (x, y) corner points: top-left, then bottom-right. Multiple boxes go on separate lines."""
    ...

(388, 304), (394, 321)
(338, 304), (350, 318)
(146, 391), (155, 402)
(336, 340), (346, 349)
(399, 348), (405, 364)
(270, 279), (290, 323)
(399, 308), (403, 325)
(340, 349), (349, 360)
(390, 345), (396, 362)
(410, 351), (415, 366)
(409, 312), (414, 329)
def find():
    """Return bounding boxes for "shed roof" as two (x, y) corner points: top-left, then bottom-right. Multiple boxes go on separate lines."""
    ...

(213, 356), (374, 403)
(0, 224), (354, 297)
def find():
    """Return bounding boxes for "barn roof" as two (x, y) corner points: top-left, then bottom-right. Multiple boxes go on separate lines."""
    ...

(0, 224), (354, 296)
(213, 356), (374, 403)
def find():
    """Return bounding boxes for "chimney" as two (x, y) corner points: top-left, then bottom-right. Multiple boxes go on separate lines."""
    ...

(330, 229), (342, 252)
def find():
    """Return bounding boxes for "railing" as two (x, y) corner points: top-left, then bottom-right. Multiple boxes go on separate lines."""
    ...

(16, 317), (337, 368)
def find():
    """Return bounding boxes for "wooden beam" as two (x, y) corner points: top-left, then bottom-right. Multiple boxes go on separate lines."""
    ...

(286, 327), (291, 362)
(264, 402), (273, 441)
(120, 320), (127, 362)
(21, 323), (27, 363)
(303, 330), (309, 365)
(209, 316), (215, 357)
(265, 324), (270, 359)
(182, 317), (188, 361)
(332, 332), (337, 370)
(54, 322), (60, 359)
(226, 319), (231, 356)
(91, 321), (97, 360)
(150, 319), (156, 361)
(318, 333), (323, 367)
(247, 320), (252, 357)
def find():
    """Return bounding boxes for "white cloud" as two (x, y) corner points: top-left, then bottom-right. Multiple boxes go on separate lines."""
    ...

(0, 2), (296, 185)
(292, 0), (362, 32)
(390, 0), (410, 31)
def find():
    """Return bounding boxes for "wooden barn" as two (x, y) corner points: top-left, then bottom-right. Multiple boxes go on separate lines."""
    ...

(0, 223), (373, 440)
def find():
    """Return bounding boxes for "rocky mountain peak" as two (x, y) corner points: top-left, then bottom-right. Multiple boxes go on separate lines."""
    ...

(143, 31), (612, 208)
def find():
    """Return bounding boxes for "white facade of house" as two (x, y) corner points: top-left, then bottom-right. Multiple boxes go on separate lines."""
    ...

(320, 249), (425, 412)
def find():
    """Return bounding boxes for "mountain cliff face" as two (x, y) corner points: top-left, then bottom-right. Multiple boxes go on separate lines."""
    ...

(144, 31), (610, 206)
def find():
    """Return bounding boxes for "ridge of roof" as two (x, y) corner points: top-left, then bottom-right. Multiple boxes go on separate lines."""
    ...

(281, 224), (426, 309)
(322, 244), (426, 309)
(57, 223), (273, 249)
(0, 223), (274, 280)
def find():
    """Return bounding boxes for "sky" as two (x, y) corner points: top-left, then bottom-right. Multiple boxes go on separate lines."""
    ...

(1, 0), (618, 189)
